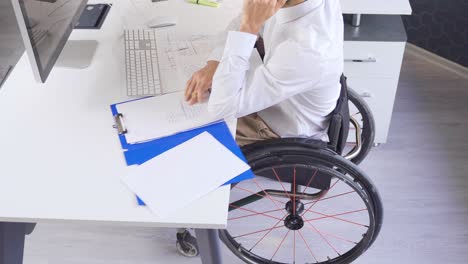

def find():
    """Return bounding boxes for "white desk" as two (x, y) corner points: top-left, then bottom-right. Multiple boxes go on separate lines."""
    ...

(0, 0), (241, 263)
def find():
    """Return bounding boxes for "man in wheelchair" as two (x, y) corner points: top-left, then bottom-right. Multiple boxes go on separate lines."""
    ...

(184, 0), (344, 146)
(179, 1), (383, 263)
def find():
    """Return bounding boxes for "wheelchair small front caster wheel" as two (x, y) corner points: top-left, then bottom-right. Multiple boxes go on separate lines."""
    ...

(176, 230), (199, 257)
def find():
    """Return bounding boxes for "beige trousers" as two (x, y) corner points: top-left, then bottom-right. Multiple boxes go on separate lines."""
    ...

(236, 113), (280, 146)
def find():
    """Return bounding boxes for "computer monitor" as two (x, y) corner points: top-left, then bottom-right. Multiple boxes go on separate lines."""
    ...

(11, 0), (97, 83)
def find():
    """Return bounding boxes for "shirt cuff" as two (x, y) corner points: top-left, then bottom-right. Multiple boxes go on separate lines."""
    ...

(222, 31), (258, 58)
(207, 46), (224, 62)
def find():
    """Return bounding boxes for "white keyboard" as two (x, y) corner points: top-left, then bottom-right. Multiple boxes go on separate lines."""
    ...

(124, 29), (162, 96)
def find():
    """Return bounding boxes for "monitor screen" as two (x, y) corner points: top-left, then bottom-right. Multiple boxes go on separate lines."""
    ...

(12, 0), (88, 82)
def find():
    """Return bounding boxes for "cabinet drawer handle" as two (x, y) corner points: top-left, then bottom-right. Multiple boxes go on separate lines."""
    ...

(344, 57), (377, 63)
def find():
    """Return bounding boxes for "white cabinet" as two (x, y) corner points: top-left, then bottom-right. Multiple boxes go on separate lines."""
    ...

(344, 41), (406, 79)
(343, 14), (408, 144)
(343, 41), (405, 143)
(346, 77), (401, 143)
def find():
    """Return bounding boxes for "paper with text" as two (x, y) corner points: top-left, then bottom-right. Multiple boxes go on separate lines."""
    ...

(121, 132), (251, 218)
(154, 29), (215, 94)
(116, 91), (220, 144)
(175, 54), (208, 82)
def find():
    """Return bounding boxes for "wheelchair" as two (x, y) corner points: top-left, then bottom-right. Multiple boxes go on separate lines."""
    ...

(176, 75), (383, 264)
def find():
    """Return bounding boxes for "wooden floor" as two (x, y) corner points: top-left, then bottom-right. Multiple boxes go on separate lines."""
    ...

(1, 2), (468, 263)
(355, 51), (468, 264)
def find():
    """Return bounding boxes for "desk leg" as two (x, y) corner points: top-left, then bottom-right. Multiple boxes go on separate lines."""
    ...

(194, 229), (223, 264)
(0, 222), (35, 264)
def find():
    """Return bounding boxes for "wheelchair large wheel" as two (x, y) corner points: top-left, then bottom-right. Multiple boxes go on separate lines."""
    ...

(346, 88), (376, 165)
(220, 142), (383, 264)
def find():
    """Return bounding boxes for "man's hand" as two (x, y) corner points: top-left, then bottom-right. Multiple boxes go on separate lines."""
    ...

(240, 0), (287, 35)
(184, 61), (219, 105)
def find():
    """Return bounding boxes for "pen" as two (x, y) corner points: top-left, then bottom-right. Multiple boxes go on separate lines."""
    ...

(187, 0), (219, 8)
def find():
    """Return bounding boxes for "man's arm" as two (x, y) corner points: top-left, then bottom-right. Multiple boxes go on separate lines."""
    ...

(207, 14), (266, 63)
(186, 0), (290, 108)
(206, 15), (242, 63)
(206, 0), (328, 118)
(207, 32), (326, 119)
(184, 15), (241, 104)
(185, 11), (267, 105)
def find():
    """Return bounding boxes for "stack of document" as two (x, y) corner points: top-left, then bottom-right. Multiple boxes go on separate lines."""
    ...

(175, 54), (209, 82)
(112, 47), (253, 216)
(156, 31), (217, 95)
(116, 91), (219, 144)
(121, 132), (250, 217)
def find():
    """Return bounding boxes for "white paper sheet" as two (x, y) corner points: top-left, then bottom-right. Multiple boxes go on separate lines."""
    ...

(154, 29), (215, 94)
(175, 54), (208, 82)
(116, 91), (220, 144)
(121, 132), (250, 218)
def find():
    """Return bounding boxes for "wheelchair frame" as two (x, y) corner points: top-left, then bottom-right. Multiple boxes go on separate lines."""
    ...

(176, 76), (380, 264)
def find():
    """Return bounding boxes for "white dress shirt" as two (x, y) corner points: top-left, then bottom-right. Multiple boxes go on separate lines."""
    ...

(207, 0), (344, 140)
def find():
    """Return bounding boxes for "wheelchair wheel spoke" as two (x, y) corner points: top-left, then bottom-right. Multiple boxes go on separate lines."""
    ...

(228, 208), (284, 221)
(315, 190), (356, 202)
(298, 230), (319, 263)
(293, 231), (296, 263)
(223, 147), (381, 264)
(253, 179), (283, 210)
(272, 168), (292, 200)
(229, 204), (283, 221)
(301, 179), (340, 217)
(233, 185), (283, 206)
(305, 209), (369, 227)
(249, 214), (288, 251)
(270, 230), (290, 261)
(293, 167), (296, 213)
(306, 222), (341, 256)
(302, 223), (358, 245)
(302, 169), (318, 194)
(300, 190), (355, 209)
(234, 224), (285, 239)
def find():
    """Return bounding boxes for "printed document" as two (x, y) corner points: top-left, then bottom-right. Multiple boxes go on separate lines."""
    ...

(116, 91), (220, 144)
(121, 132), (251, 217)
(154, 29), (216, 94)
(175, 54), (208, 82)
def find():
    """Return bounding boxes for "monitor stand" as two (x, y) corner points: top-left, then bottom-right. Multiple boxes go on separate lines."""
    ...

(55, 40), (98, 69)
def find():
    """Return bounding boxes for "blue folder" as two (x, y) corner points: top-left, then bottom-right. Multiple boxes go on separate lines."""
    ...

(110, 101), (255, 205)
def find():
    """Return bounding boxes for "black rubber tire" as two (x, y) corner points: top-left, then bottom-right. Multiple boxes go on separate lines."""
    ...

(347, 88), (376, 165)
(220, 141), (384, 264)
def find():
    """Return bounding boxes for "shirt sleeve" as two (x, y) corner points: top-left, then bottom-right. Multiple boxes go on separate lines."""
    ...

(207, 15), (267, 62)
(207, 15), (242, 62)
(207, 31), (326, 119)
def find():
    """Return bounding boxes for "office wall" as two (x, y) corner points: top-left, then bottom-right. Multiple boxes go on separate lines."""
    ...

(402, 0), (468, 67)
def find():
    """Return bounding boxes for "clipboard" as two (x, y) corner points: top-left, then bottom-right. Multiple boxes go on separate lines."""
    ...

(110, 97), (152, 150)
(110, 100), (255, 205)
